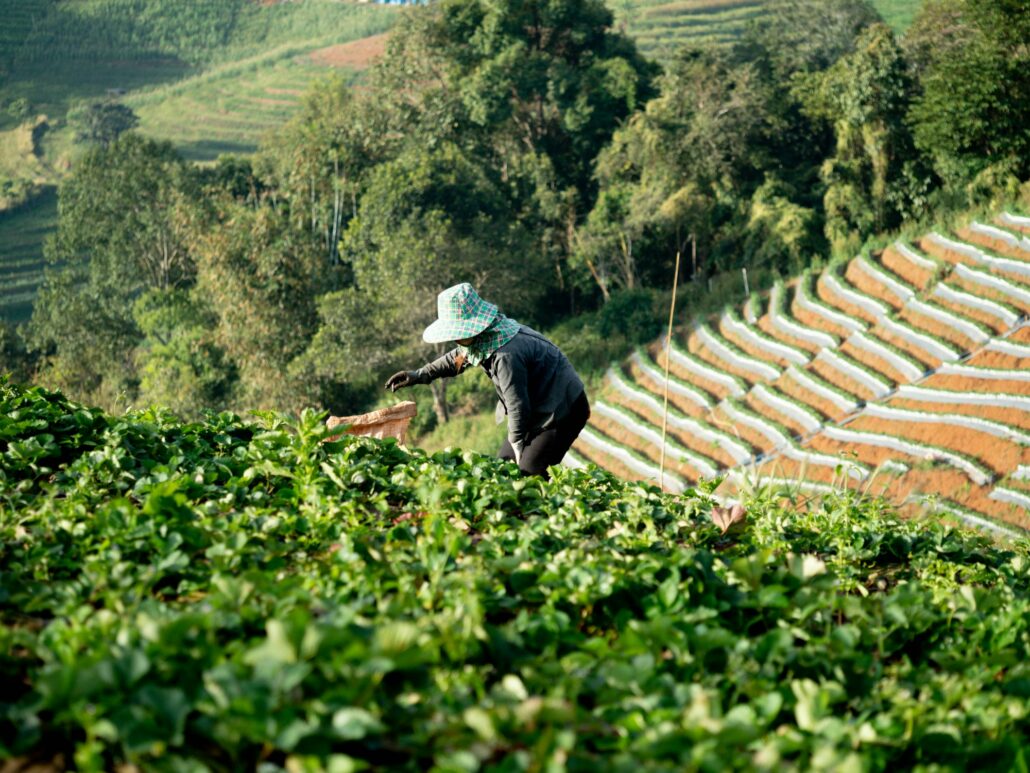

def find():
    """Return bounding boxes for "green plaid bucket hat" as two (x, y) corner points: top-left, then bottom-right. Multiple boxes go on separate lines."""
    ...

(422, 283), (499, 344)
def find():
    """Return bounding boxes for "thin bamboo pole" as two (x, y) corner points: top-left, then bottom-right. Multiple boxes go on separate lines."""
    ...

(659, 248), (682, 490)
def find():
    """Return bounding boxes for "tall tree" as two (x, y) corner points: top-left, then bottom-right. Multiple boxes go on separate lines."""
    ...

(905, 0), (1030, 186)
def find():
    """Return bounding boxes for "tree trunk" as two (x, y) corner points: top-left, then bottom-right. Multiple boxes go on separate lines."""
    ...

(430, 379), (449, 424)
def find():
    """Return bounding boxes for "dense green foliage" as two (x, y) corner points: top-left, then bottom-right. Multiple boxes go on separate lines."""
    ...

(2, 379), (1029, 770)
(2, 0), (1028, 427)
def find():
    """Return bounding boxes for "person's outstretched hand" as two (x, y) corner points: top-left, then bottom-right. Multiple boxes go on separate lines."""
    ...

(385, 371), (418, 392)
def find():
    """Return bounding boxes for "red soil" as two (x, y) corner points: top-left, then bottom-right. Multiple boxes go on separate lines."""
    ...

(965, 349), (1030, 372)
(686, 331), (765, 387)
(744, 391), (811, 438)
(868, 323), (940, 371)
(890, 396), (1030, 432)
(923, 372), (1030, 394)
(816, 276), (881, 327)
(918, 236), (1030, 289)
(808, 358), (880, 403)
(845, 260), (905, 311)
(1009, 326), (1030, 345)
(646, 341), (736, 402)
(772, 372), (848, 424)
(605, 388), (740, 468)
(839, 340), (908, 386)
(757, 314), (822, 355)
(710, 404), (781, 457)
(264, 87), (304, 96)
(308, 33), (389, 69)
(879, 245), (937, 290)
(847, 415), (1028, 476)
(897, 306), (978, 354)
(591, 412), (707, 483)
(957, 226), (1030, 262)
(624, 359), (710, 419)
(790, 297), (854, 340)
(932, 284), (1013, 333)
(719, 317), (798, 369)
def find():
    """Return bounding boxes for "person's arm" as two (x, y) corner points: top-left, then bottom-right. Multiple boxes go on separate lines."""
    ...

(490, 351), (530, 462)
(385, 349), (468, 391)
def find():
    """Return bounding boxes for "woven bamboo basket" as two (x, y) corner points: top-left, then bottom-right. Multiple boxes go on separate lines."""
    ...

(326, 401), (418, 444)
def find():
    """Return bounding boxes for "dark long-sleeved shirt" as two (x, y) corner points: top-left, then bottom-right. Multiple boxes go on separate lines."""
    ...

(413, 326), (585, 455)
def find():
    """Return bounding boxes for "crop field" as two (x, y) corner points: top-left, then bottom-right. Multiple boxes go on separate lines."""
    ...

(609, 0), (922, 59)
(2, 379), (1029, 769)
(0, 187), (57, 323)
(573, 212), (1030, 537)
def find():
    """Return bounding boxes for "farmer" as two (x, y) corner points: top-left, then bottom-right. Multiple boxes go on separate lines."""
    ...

(386, 283), (589, 477)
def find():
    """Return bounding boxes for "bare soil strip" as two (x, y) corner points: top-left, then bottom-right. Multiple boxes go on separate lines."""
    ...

(773, 372), (846, 423)
(711, 404), (781, 456)
(646, 341), (734, 402)
(897, 306), (977, 353)
(919, 236), (1030, 288)
(817, 276), (881, 327)
(847, 415), (1027, 476)
(624, 359), (709, 419)
(957, 225), (1030, 261)
(308, 33), (389, 69)
(591, 412), (704, 483)
(808, 358), (879, 403)
(923, 372), (1030, 394)
(686, 331), (765, 387)
(869, 323), (941, 371)
(890, 396), (1030, 431)
(791, 296), (853, 339)
(846, 260), (905, 311)
(879, 245), (937, 289)
(839, 340), (909, 386)
(965, 349), (1030, 372)
(756, 312), (822, 355)
(719, 317), (799, 369)
(933, 282), (1014, 332)
(743, 391), (811, 438)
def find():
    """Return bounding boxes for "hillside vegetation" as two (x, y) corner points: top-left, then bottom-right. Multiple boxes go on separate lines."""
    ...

(2, 378), (1029, 770)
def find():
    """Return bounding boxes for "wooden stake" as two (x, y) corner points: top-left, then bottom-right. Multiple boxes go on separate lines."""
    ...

(660, 249), (682, 491)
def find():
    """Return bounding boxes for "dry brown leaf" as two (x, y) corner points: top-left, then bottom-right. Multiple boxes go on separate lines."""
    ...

(711, 503), (747, 534)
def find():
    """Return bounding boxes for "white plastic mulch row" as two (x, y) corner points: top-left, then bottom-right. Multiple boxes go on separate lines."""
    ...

(663, 340), (746, 397)
(878, 459), (910, 474)
(719, 400), (791, 450)
(607, 368), (751, 463)
(893, 241), (939, 271)
(721, 312), (810, 367)
(751, 384), (823, 434)
(861, 403), (1030, 445)
(988, 487), (1030, 513)
(593, 401), (720, 479)
(820, 426), (991, 486)
(953, 263), (1030, 309)
(1011, 466), (1030, 481)
(561, 449), (587, 469)
(896, 384), (1030, 412)
(905, 295), (990, 345)
(770, 284), (837, 348)
(724, 470), (839, 496)
(998, 212), (1030, 231)
(935, 362), (1030, 382)
(814, 349), (893, 398)
(720, 401), (867, 480)
(876, 315), (962, 363)
(928, 232), (1030, 279)
(629, 350), (712, 411)
(796, 279), (866, 333)
(925, 500), (1027, 540)
(854, 256), (915, 303)
(821, 272), (891, 320)
(985, 338), (1030, 359)
(577, 426), (687, 493)
(783, 366), (860, 414)
(696, 325), (781, 382)
(848, 331), (925, 382)
(971, 221), (1030, 254)
(933, 282), (1019, 328)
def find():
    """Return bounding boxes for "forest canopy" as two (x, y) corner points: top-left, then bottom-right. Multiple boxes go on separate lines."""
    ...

(6, 0), (1029, 421)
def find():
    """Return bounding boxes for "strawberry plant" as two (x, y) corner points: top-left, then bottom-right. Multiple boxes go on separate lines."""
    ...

(2, 378), (1029, 771)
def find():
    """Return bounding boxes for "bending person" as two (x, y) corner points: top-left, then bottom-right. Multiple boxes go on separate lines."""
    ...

(386, 283), (589, 478)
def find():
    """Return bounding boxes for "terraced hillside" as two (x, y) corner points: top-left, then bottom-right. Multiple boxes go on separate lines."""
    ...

(610, 0), (921, 59)
(569, 212), (1030, 536)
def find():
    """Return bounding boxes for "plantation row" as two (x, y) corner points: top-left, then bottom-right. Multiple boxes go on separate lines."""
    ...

(570, 213), (1030, 536)
(2, 379), (1029, 769)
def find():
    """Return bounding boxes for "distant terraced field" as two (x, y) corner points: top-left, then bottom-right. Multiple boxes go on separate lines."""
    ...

(569, 210), (1030, 537)
(611, 0), (922, 59)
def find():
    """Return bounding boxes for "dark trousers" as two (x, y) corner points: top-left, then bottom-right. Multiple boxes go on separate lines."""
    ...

(498, 391), (590, 478)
